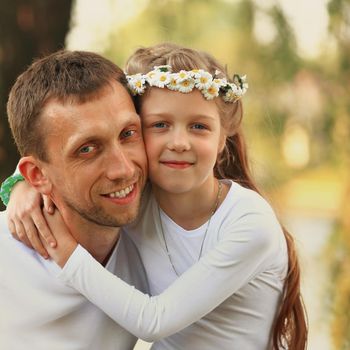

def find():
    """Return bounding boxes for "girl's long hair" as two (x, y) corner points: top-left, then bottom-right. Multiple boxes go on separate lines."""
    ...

(126, 42), (308, 349)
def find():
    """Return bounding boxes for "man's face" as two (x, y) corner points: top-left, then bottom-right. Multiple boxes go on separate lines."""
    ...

(40, 82), (147, 227)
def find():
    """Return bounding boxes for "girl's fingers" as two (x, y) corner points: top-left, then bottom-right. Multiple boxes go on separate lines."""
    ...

(42, 210), (78, 268)
(43, 195), (55, 214)
(21, 216), (49, 259)
(12, 219), (33, 249)
(32, 208), (57, 248)
(7, 219), (18, 240)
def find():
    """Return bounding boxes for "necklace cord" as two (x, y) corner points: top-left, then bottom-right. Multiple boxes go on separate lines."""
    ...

(158, 181), (223, 276)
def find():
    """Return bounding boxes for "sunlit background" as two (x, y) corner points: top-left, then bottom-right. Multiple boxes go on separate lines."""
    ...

(0, 1), (349, 349)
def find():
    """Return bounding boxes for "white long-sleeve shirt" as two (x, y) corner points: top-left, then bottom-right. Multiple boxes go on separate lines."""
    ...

(58, 181), (288, 350)
(0, 211), (148, 350)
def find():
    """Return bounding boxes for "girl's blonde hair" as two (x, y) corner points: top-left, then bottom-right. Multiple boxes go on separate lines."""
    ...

(126, 42), (307, 350)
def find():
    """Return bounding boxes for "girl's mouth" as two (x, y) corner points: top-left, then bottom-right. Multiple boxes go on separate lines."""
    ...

(160, 161), (193, 169)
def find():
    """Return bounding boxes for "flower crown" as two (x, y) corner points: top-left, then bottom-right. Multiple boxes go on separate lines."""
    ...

(126, 65), (248, 103)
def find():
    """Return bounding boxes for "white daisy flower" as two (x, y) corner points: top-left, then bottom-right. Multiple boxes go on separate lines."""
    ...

(195, 71), (213, 90)
(146, 70), (157, 81)
(223, 89), (237, 102)
(167, 75), (179, 91)
(228, 82), (239, 94)
(126, 73), (146, 95)
(213, 78), (227, 88)
(202, 83), (220, 100)
(148, 71), (170, 88)
(126, 73), (137, 81)
(129, 81), (146, 95)
(190, 69), (204, 78)
(177, 78), (195, 93)
(176, 70), (191, 82)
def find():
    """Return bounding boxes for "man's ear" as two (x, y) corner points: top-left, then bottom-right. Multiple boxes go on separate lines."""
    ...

(18, 156), (52, 195)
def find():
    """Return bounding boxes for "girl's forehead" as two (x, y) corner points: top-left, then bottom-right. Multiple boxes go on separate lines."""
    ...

(140, 88), (219, 115)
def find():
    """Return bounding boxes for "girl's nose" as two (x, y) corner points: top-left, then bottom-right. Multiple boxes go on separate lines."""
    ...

(167, 129), (191, 152)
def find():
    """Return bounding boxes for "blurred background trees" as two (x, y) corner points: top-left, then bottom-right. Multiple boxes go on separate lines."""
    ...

(0, 0), (348, 348)
(0, 0), (72, 199)
(326, 1), (350, 348)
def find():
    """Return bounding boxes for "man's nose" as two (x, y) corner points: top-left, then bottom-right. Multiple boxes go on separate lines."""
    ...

(105, 146), (135, 181)
(167, 128), (191, 152)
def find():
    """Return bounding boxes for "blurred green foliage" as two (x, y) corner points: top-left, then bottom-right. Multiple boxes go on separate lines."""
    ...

(326, 0), (350, 348)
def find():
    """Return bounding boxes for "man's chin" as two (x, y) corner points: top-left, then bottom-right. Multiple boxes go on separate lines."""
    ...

(78, 210), (137, 228)
(58, 190), (141, 228)
(85, 202), (141, 228)
(98, 187), (142, 226)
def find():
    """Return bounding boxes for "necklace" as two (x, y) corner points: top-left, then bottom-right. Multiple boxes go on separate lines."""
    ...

(158, 181), (223, 277)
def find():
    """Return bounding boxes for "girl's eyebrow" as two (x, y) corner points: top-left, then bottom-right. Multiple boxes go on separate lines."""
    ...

(141, 112), (172, 118)
(193, 114), (217, 121)
(142, 112), (217, 120)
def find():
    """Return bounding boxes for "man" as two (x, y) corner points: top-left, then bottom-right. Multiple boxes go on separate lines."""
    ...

(0, 50), (149, 349)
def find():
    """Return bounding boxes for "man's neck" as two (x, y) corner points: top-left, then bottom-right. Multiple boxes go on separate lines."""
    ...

(59, 206), (121, 266)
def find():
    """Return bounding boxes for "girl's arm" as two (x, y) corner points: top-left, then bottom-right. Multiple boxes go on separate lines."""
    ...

(1, 171), (57, 258)
(46, 208), (280, 342)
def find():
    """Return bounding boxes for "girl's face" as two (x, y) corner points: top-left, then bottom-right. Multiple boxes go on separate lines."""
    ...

(140, 87), (225, 195)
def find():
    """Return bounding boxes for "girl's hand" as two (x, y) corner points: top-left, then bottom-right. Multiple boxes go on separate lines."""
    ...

(42, 209), (78, 268)
(7, 180), (57, 259)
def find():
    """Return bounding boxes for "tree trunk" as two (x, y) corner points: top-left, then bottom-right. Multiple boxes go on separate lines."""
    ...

(0, 0), (73, 209)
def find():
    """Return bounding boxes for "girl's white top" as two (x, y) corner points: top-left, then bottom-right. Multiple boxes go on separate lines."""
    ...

(58, 180), (288, 350)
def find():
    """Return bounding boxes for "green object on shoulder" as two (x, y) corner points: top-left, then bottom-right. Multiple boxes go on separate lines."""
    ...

(0, 174), (25, 206)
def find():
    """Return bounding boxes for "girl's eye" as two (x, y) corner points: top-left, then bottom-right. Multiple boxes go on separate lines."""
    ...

(153, 122), (167, 129)
(191, 124), (207, 130)
(79, 145), (95, 154)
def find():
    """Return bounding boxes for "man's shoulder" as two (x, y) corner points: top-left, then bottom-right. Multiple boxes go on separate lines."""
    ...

(0, 210), (13, 242)
(0, 210), (37, 259)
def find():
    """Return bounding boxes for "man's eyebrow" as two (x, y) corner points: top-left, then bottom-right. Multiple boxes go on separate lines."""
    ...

(124, 111), (142, 121)
(64, 113), (141, 150)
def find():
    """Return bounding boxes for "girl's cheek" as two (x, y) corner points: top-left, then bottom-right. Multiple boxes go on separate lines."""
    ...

(144, 137), (157, 159)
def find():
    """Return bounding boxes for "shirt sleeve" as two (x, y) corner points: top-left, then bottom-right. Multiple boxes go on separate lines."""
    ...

(0, 164), (24, 206)
(58, 211), (282, 341)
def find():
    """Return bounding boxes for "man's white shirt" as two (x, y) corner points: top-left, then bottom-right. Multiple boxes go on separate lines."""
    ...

(0, 211), (148, 350)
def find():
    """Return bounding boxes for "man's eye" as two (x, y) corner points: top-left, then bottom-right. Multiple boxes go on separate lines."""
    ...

(79, 145), (95, 154)
(121, 129), (136, 138)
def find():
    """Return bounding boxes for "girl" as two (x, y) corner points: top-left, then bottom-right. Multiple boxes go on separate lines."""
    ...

(3, 43), (307, 349)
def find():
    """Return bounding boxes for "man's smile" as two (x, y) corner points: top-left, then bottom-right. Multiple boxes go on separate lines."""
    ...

(103, 184), (135, 199)
(101, 182), (139, 205)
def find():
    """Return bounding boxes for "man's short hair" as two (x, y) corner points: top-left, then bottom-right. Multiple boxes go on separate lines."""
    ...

(7, 50), (127, 161)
